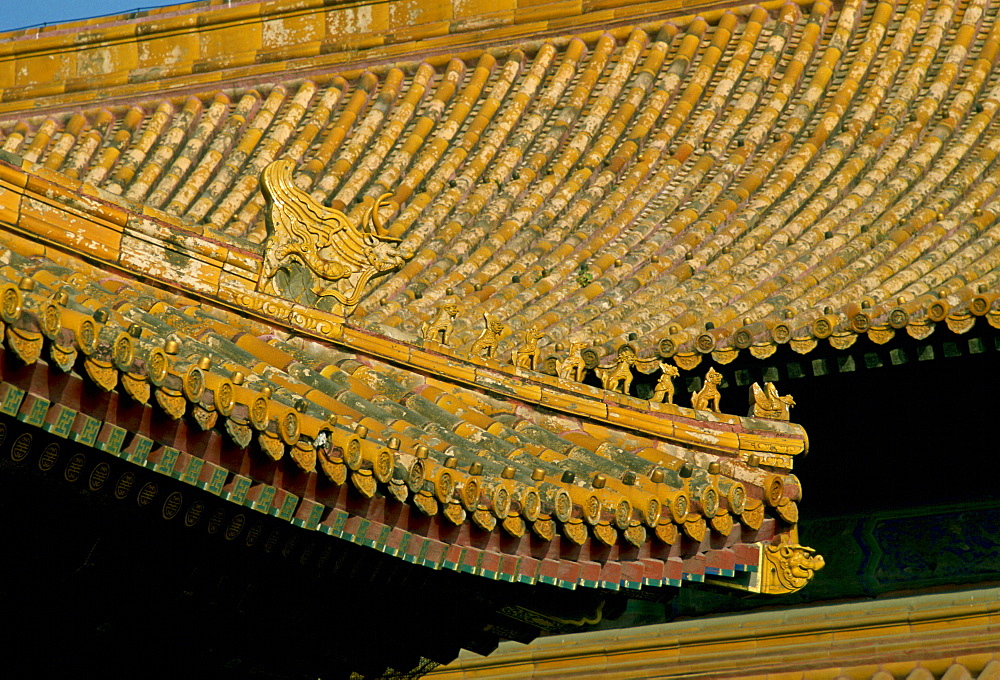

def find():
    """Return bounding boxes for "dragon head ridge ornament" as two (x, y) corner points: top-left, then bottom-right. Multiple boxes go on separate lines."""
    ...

(256, 160), (410, 312)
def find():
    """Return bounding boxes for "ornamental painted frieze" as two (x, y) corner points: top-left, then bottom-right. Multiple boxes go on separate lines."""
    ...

(257, 160), (408, 312)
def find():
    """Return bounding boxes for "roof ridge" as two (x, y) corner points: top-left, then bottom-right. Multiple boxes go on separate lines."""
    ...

(0, 0), (803, 114)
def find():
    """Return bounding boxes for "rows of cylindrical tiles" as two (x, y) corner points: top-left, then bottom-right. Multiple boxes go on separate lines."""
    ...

(3, 0), (999, 367)
(0, 244), (800, 554)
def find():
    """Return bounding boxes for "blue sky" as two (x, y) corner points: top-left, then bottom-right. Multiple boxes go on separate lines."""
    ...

(2, 1), (182, 32)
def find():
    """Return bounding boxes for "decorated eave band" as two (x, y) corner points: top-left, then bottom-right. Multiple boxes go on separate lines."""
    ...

(0, 267), (816, 587)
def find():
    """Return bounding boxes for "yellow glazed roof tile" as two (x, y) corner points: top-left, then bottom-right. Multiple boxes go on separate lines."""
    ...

(5, 0), (998, 601)
(0, 219), (798, 590)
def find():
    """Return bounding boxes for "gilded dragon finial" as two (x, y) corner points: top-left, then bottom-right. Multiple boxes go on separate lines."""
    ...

(257, 160), (409, 311)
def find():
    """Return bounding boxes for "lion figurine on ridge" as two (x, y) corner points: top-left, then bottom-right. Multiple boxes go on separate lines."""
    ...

(470, 313), (506, 359)
(691, 367), (722, 412)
